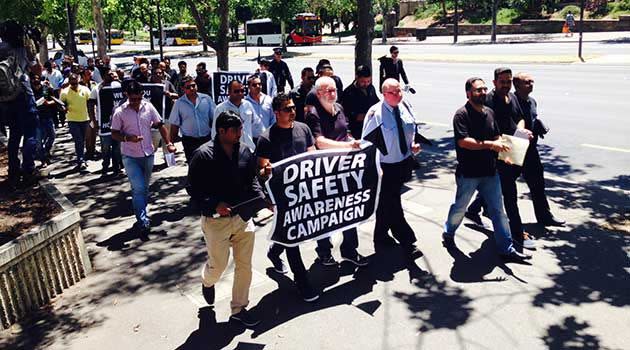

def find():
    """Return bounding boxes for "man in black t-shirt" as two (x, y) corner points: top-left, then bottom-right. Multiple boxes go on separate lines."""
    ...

(256, 93), (320, 302)
(304, 77), (366, 267)
(289, 67), (315, 123)
(443, 77), (531, 263)
(466, 67), (537, 249)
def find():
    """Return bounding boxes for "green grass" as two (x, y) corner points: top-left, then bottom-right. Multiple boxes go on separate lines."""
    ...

(496, 8), (520, 24)
(557, 5), (581, 19)
(608, 0), (630, 18)
(414, 3), (443, 20)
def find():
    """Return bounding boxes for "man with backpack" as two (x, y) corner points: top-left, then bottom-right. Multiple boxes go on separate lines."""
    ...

(0, 20), (40, 188)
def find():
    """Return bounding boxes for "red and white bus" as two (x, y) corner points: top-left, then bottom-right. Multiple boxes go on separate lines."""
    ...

(246, 13), (322, 46)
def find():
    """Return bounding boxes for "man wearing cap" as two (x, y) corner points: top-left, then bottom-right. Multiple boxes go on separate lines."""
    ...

(258, 59), (277, 97)
(305, 76), (367, 267)
(378, 46), (409, 92)
(342, 65), (381, 140)
(213, 80), (262, 151)
(268, 48), (294, 93)
(361, 79), (423, 261)
(170, 76), (215, 163)
(188, 110), (264, 327)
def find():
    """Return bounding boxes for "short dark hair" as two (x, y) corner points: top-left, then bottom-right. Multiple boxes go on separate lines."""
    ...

(215, 110), (242, 132)
(197, 62), (206, 69)
(247, 74), (261, 86)
(465, 77), (484, 92)
(44, 61), (52, 69)
(181, 75), (195, 85)
(178, 60), (186, 67)
(272, 92), (292, 112)
(150, 58), (160, 65)
(228, 80), (242, 91)
(494, 67), (512, 80)
(126, 80), (144, 95)
(389, 45), (399, 54)
(259, 58), (270, 66)
(356, 65), (371, 78)
(301, 67), (314, 76)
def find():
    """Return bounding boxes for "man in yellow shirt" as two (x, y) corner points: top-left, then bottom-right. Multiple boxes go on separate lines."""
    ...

(61, 73), (93, 170)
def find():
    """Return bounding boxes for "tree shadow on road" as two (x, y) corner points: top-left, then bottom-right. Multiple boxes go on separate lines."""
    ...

(542, 316), (608, 350)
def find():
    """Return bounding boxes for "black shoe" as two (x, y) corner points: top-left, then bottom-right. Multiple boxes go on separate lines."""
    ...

(540, 216), (565, 227)
(342, 253), (369, 267)
(298, 284), (320, 303)
(501, 250), (532, 262)
(202, 284), (215, 305)
(442, 233), (455, 248)
(404, 244), (424, 260)
(230, 308), (260, 327)
(464, 211), (484, 226)
(316, 255), (337, 266)
(267, 252), (289, 274)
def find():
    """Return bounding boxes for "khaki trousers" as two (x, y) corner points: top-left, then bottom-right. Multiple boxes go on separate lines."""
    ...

(201, 215), (255, 314)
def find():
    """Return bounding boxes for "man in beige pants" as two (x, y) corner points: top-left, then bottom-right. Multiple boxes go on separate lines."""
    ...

(188, 111), (265, 327)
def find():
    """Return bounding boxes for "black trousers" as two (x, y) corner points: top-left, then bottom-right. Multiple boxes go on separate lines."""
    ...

(468, 145), (552, 235)
(181, 135), (212, 163)
(268, 243), (310, 289)
(315, 228), (359, 259)
(373, 160), (417, 247)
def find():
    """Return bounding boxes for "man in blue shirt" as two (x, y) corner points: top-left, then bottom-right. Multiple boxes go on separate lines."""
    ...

(170, 76), (215, 163)
(245, 74), (275, 140)
(361, 79), (423, 261)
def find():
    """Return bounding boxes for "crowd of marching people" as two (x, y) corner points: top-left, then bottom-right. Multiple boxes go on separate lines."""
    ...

(2, 19), (565, 328)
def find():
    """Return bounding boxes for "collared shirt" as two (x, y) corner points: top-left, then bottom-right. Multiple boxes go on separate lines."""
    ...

(42, 69), (64, 90)
(342, 82), (380, 139)
(188, 139), (264, 219)
(169, 92), (215, 138)
(362, 100), (416, 164)
(245, 93), (275, 136)
(268, 59), (294, 90)
(259, 70), (277, 97)
(111, 100), (161, 157)
(213, 99), (260, 151)
(60, 85), (91, 122)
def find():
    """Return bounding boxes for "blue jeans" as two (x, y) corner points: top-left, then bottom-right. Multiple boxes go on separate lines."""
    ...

(100, 135), (122, 171)
(444, 174), (515, 255)
(68, 121), (88, 165)
(122, 155), (154, 228)
(37, 117), (55, 160)
(6, 92), (39, 178)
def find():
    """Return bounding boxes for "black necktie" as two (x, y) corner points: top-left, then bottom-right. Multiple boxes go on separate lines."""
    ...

(393, 107), (408, 155)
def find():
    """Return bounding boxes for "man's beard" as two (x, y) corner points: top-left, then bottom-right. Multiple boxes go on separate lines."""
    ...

(320, 99), (335, 113)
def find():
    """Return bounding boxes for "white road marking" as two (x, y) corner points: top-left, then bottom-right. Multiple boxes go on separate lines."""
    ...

(581, 143), (630, 153)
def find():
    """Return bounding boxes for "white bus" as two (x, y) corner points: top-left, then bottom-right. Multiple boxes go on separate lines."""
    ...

(245, 18), (282, 46)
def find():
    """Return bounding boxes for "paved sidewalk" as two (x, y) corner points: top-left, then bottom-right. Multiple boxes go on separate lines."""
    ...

(0, 128), (628, 349)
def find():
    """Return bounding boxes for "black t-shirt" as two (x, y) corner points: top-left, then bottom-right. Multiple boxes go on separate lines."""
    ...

(485, 90), (523, 136)
(255, 121), (314, 163)
(305, 103), (349, 142)
(290, 83), (310, 123)
(453, 102), (501, 177)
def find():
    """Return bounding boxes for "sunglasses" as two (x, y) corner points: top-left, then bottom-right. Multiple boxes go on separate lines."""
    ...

(281, 105), (296, 113)
(185, 84), (197, 89)
(232, 89), (245, 94)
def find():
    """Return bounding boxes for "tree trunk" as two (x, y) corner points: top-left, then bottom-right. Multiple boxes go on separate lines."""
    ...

(491, 0), (498, 43)
(39, 26), (49, 63)
(92, 0), (107, 57)
(65, 0), (78, 57)
(148, 12), (155, 52)
(187, 0), (211, 52)
(355, 0), (374, 71)
(441, 0), (447, 21)
(216, 0), (229, 70)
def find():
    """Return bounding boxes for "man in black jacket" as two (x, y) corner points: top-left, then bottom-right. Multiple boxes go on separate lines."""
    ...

(378, 46), (409, 92)
(342, 65), (380, 140)
(188, 111), (265, 327)
(269, 48), (294, 93)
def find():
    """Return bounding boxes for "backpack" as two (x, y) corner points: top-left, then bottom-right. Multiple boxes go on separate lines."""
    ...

(0, 55), (23, 102)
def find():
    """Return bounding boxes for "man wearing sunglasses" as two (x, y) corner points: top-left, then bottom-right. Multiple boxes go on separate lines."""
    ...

(245, 74), (275, 140)
(213, 80), (261, 151)
(256, 93), (320, 302)
(289, 67), (315, 123)
(111, 81), (176, 235)
(170, 76), (215, 163)
(443, 77), (531, 263)
(378, 46), (409, 92)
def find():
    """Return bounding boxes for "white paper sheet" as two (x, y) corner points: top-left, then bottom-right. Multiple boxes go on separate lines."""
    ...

(498, 134), (530, 166)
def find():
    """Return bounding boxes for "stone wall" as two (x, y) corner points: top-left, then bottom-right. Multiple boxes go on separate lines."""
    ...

(395, 16), (630, 37)
(0, 179), (91, 330)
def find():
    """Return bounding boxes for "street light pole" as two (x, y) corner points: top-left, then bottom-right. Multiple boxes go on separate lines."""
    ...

(578, 0), (584, 62)
(156, 0), (164, 61)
